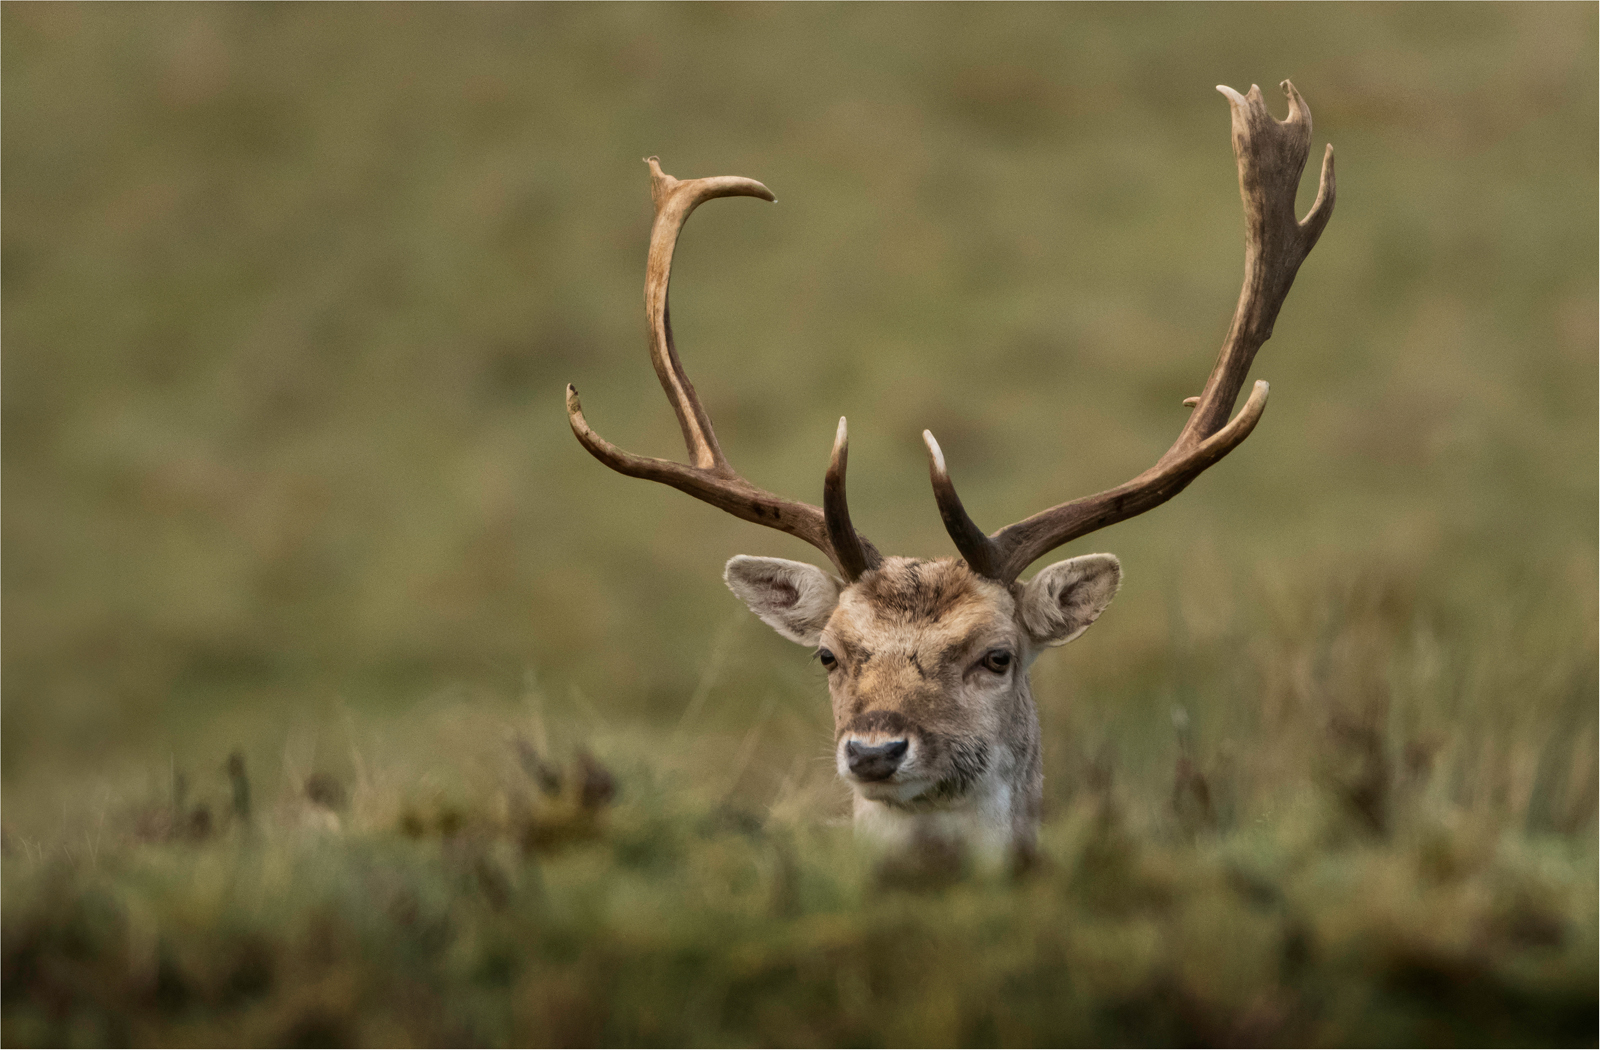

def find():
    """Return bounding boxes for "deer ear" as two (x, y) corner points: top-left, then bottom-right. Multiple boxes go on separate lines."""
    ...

(724, 556), (843, 647)
(1018, 554), (1121, 647)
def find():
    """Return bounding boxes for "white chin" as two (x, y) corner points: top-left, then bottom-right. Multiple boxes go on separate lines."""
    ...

(854, 778), (930, 804)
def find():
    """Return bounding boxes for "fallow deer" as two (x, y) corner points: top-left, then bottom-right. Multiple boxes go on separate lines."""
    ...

(566, 82), (1335, 855)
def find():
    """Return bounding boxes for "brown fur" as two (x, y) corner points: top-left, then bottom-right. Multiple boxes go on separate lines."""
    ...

(821, 558), (1044, 853)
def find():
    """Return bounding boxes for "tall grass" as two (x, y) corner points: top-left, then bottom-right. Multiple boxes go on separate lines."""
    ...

(3, 664), (1595, 1045)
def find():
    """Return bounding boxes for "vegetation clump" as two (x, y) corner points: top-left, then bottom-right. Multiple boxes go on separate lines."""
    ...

(3, 715), (1594, 1047)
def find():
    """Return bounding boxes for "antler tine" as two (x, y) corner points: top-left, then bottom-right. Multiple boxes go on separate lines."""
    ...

(922, 431), (998, 579)
(825, 418), (883, 579)
(567, 158), (881, 581)
(929, 80), (1334, 585)
(642, 156), (774, 473)
(1168, 80), (1333, 454)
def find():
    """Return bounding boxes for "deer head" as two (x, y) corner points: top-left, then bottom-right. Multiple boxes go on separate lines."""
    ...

(567, 82), (1335, 854)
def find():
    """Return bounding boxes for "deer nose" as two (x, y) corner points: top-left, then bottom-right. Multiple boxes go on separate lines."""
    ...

(845, 739), (909, 781)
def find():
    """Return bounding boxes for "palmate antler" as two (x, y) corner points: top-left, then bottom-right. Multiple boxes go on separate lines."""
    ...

(565, 158), (882, 581)
(570, 83), (1333, 587)
(923, 80), (1335, 584)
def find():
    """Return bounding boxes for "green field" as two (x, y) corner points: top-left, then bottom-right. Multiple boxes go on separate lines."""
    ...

(3, 4), (1595, 1045)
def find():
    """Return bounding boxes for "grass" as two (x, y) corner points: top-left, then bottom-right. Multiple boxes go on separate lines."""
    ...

(4, 705), (1597, 1046)
(3, 689), (1595, 1045)
(3, 3), (1596, 1045)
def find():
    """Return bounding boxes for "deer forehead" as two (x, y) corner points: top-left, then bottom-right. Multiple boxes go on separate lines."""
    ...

(825, 562), (1015, 742)
(827, 558), (1018, 659)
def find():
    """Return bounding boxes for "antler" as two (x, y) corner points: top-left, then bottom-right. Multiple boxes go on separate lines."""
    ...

(926, 80), (1335, 585)
(566, 158), (881, 581)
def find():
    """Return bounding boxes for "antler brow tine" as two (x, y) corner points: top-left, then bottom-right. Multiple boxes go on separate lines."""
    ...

(825, 418), (882, 579)
(567, 158), (880, 580)
(927, 80), (1335, 584)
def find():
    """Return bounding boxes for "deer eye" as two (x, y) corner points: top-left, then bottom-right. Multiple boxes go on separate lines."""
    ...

(817, 648), (838, 670)
(980, 650), (1013, 674)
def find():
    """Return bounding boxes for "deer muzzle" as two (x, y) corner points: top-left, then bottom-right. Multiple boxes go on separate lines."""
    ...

(845, 738), (909, 782)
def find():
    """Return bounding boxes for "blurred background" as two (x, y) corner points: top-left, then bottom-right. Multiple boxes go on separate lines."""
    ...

(3, 4), (1595, 829)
